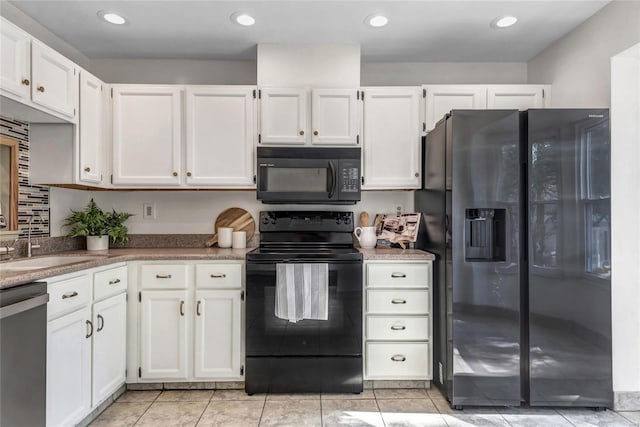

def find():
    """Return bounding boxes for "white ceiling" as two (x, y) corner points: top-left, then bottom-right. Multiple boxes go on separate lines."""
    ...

(8, 0), (610, 62)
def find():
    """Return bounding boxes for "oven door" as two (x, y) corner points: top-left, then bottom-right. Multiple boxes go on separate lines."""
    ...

(257, 158), (339, 203)
(246, 258), (362, 357)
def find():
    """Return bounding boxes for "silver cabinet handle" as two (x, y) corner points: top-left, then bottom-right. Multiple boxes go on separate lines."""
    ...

(391, 299), (407, 304)
(97, 314), (104, 332)
(210, 274), (226, 278)
(180, 300), (185, 316)
(390, 325), (406, 331)
(391, 272), (407, 278)
(391, 355), (406, 362)
(62, 291), (78, 299)
(196, 300), (201, 316)
(108, 278), (121, 285)
(86, 320), (93, 339)
(156, 274), (172, 279)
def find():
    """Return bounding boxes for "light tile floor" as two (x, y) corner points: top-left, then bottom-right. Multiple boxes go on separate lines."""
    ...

(89, 388), (640, 426)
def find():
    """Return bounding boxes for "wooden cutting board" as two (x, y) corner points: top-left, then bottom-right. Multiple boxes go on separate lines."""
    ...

(205, 208), (255, 247)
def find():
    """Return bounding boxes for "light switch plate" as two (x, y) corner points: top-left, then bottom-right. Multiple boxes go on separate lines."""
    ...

(143, 203), (156, 220)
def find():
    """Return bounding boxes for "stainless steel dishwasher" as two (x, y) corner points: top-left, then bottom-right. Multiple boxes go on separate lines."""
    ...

(0, 282), (48, 427)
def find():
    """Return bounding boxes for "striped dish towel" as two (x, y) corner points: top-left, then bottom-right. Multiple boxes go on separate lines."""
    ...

(275, 263), (328, 322)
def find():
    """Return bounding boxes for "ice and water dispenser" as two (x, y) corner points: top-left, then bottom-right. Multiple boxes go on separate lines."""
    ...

(464, 208), (506, 262)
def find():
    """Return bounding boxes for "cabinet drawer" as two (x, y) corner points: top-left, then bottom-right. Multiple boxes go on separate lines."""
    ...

(366, 342), (430, 379)
(140, 264), (188, 289)
(366, 316), (430, 341)
(367, 290), (429, 314)
(367, 263), (431, 288)
(48, 275), (91, 320)
(195, 264), (241, 289)
(94, 265), (127, 300)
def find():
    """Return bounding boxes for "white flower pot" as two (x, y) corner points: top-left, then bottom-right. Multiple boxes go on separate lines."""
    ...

(87, 235), (109, 251)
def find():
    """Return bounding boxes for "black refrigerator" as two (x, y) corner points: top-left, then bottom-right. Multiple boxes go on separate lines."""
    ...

(415, 109), (612, 408)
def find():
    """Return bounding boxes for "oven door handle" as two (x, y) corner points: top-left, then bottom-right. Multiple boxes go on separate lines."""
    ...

(328, 161), (337, 199)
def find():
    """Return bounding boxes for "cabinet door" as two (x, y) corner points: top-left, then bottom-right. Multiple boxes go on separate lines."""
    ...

(185, 86), (255, 186)
(487, 85), (547, 110)
(194, 290), (242, 378)
(424, 85), (487, 131)
(79, 70), (104, 184)
(31, 39), (78, 119)
(47, 307), (91, 427)
(112, 86), (182, 185)
(311, 89), (360, 145)
(259, 87), (308, 144)
(140, 290), (188, 379)
(0, 17), (30, 99)
(362, 87), (422, 189)
(92, 293), (126, 405)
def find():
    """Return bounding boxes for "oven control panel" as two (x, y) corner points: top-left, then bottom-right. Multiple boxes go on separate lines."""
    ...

(260, 211), (353, 232)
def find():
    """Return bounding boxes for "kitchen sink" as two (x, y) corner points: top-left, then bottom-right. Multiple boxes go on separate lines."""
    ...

(0, 255), (106, 272)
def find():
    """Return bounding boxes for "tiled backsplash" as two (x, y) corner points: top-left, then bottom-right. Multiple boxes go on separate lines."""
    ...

(0, 116), (50, 238)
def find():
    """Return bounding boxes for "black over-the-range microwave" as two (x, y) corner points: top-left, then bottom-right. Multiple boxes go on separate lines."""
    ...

(256, 147), (361, 204)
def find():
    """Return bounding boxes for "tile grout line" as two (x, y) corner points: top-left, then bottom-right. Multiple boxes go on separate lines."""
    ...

(191, 389), (215, 426)
(554, 408), (580, 427)
(132, 390), (163, 426)
(373, 394), (388, 427)
(257, 392), (268, 427)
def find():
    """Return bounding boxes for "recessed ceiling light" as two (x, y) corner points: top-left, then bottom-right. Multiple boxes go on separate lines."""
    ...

(231, 12), (255, 26)
(492, 15), (518, 29)
(366, 14), (389, 28)
(98, 11), (126, 25)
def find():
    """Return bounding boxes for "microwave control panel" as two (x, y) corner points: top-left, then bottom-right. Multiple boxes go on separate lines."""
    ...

(339, 159), (361, 199)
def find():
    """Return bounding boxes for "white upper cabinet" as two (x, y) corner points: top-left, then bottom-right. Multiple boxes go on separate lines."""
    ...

(259, 87), (308, 144)
(487, 85), (549, 110)
(31, 39), (78, 119)
(424, 85), (487, 132)
(362, 87), (422, 189)
(79, 70), (105, 184)
(0, 18), (30, 99)
(311, 89), (360, 145)
(185, 86), (256, 187)
(112, 85), (182, 186)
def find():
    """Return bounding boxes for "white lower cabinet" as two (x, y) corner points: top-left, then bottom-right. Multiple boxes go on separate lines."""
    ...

(140, 290), (188, 379)
(47, 306), (92, 427)
(136, 261), (244, 383)
(194, 290), (242, 378)
(364, 260), (433, 380)
(92, 292), (127, 404)
(46, 264), (127, 427)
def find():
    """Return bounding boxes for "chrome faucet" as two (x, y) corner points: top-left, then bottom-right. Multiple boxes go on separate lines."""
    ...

(27, 214), (43, 257)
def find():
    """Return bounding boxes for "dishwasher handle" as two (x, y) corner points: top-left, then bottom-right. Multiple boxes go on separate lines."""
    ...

(0, 293), (49, 320)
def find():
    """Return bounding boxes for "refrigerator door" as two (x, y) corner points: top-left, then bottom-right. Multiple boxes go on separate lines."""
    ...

(450, 110), (522, 407)
(528, 109), (612, 408)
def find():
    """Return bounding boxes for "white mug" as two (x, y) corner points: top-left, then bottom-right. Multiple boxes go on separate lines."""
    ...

(232, 231), (247, 249)
(353, 226), (377, 249)
(218, 227), (233, 248)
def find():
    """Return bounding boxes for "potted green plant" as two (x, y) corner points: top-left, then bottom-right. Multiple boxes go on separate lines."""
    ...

(65, 199), (133, 251)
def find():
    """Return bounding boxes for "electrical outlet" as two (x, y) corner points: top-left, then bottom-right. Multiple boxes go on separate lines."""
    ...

(394, 204), (404, 216)
(143, 203), (156, 220)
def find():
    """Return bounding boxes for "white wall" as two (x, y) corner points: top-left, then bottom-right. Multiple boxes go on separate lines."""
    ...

(527, 1), (640, 107)
(49, 189), (414, 237)
(362, 62), (527, 86)
(611, 43), (640, 405)
(90, 59), (257, 85)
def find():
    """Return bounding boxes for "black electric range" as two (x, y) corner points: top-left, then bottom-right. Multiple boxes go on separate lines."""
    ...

(245, 211), (363, 394)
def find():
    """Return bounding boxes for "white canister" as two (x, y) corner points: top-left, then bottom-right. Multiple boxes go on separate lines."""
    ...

(218, 227), (234, 248)
(353, 226), (377, 249)
(232, 231), (247, 249)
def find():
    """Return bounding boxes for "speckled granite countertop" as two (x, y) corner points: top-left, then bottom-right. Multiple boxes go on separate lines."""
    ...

(0, 248), (253, 290)
(1, 247), (435, 290)
(357, 248), (435, 260)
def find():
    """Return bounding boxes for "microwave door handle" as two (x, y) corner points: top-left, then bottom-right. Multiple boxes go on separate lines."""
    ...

(328, 161), (337, 199)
